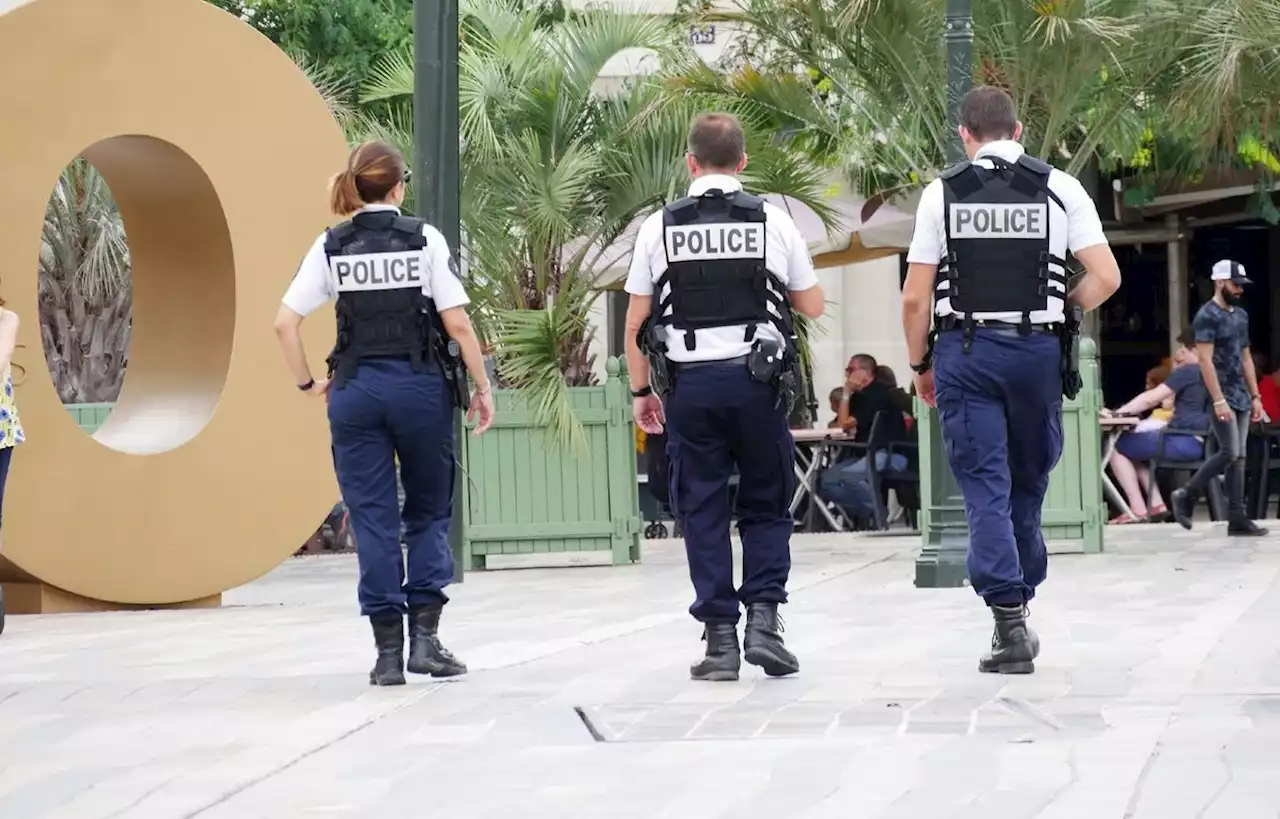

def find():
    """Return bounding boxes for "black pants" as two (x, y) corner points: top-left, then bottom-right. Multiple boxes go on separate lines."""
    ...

(1185, 408), (1250, 520)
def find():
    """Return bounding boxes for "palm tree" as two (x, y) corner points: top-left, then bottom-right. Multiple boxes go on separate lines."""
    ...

(359, 0), (839, 445)
(39, 159), (132, 404)
(674, 0), (1182, 205)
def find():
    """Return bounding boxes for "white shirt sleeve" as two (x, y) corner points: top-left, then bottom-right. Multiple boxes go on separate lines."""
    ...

(1055, 172), (1109, 253)
(422, 224), (470, 311)
(771, 209), (818, 291)
(624, 214), (662, 297)
(905, 180), (945, 265)
(281, 234), (336, 317)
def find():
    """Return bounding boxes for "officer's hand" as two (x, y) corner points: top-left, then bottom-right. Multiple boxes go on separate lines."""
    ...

(1253, 397), (1265, 423)
(469, 388), (495, 435)
(913, 371), (936, 408)
(307, 378), (330, 399)
(634, 395), (665, 434)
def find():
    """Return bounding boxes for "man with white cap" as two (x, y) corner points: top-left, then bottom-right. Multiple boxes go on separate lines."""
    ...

(1170, 259), (1268, 535)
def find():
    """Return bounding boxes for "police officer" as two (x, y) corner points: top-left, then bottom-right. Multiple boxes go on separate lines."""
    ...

(274, 140), (495, 686)
(900, 87), (1120, 674)
(623, 113), (825, 681)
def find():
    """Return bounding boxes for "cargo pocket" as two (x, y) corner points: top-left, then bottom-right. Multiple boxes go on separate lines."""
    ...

(936, 389), (977, 475)
(667, 439), (684, 519)
(775, 433), (797, 514)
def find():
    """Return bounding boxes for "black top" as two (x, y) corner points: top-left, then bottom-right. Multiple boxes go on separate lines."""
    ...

(849, 381), (910, 445)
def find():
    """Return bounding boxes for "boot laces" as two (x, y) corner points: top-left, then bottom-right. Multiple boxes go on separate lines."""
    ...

(426, 634), (459, 662)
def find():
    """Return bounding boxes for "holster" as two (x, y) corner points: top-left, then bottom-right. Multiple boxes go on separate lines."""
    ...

(1059, 304), (1084, 400)
(747, 336), (798, 411)
(431, 326), (469, 409)
(638, 317), (672, 397)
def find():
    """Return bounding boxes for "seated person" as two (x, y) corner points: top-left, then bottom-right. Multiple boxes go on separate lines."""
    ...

(820, 354), (909, 522)
(827, 386), (844, 429)
(1144, 365), (1173, 426)
(1102, 329), (1208, 523)
(874, 364), (915, 416)
(1255, 351), (1280, 423)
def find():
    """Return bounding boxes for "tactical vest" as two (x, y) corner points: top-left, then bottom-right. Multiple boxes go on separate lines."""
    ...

(323, 210), (435, 386)
(655, 189), (793, 352)
(939, 153), (1068, 328)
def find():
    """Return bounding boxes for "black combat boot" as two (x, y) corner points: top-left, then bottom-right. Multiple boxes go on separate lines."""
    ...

(1226, 461), (1268, 536)
(691, 622), (740, 681)
(369, 614), (406, 686)
(978, 605), (1035, 675)
(406, 605), (468, 678)
(743, 602), (799, 678)
(1024, 604), (1041, 660)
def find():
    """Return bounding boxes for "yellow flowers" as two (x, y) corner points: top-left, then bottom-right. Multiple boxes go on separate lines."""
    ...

(1238, 136), (1280, 174)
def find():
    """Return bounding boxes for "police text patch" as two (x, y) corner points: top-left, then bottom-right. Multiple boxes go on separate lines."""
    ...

(663, 223), (766, 262)
(331, 251), (424, 292)
(949, 203), (1048, 240)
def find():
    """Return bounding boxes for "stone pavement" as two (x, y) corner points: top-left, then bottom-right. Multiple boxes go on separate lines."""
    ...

(3, 524), (1280, 818)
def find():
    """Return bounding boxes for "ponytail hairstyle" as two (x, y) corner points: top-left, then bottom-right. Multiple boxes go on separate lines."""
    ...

(328, 140), (407, 216)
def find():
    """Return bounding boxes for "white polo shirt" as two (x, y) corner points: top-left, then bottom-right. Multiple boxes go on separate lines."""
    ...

(624, 175), (818, 362)
(906, 140), (1108, 325)
(282, 204), (470, 318)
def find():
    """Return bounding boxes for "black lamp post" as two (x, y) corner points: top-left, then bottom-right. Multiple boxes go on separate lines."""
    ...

(914, 0), (973, 589)
(414, 0), (465, 581)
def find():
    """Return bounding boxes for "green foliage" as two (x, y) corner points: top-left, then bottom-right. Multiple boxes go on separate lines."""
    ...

(206, 0), (413, 100)
(356, 0), (838, 447)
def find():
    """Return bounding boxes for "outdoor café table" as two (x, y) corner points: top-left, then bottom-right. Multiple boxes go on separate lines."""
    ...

(790, 427), (849, 531)
(1100, 414), (1139, 519)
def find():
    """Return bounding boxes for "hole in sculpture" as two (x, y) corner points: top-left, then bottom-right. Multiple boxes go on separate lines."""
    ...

(38, 136), (235, 455)
(39, 157), (132, 434)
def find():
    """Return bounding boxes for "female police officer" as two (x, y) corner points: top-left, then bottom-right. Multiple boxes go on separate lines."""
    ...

(274, 140), (495, 686)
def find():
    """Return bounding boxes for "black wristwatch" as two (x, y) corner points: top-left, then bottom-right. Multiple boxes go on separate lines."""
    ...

(909, 359), (930, 375)
(298, 378), (315, 392)
(630, 385), (653, 398)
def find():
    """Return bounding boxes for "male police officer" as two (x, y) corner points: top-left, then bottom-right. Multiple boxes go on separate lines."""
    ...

(901, 86), (1121, 674)
(624, 113), (825, 681)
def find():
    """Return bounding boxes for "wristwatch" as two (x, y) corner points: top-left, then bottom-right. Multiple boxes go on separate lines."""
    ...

(909, 359), (930, 375)
(630, 385), (653, 398)
(298, 378), (315, 392)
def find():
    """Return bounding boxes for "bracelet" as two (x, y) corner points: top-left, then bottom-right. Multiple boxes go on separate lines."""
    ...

(474, 383), (492, 395)
(297, 378), (315, 392)
(1214, 399), (1228, 406)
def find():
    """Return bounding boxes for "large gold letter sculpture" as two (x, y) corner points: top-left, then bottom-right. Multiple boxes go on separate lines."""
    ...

(0, 0), (347, 612)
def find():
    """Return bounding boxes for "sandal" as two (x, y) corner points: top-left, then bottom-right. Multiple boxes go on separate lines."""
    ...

(1146, 505), (1170, 523)
(1108, 513), (1141, 525)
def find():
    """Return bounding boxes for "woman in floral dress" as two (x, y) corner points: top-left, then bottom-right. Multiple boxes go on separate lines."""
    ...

(0, 303), (21, 635)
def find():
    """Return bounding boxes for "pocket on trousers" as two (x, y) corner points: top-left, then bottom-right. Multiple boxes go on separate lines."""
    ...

(936, 392), (977, 473)
(775, 436), (797, 513)
(667, 441), (684, 518)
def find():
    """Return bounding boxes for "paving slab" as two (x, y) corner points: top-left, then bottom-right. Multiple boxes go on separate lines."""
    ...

(4, 524), (1280, 818)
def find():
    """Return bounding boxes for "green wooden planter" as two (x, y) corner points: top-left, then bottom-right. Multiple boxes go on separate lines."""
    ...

(916, 338), (1104, 587)
(64, 402), (115, 434)
(458, 357), (642, 569)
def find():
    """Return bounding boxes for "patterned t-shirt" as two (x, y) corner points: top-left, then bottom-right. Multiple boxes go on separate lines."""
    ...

(0, 366), (24, 449)
(1192, 300), (1251, 413)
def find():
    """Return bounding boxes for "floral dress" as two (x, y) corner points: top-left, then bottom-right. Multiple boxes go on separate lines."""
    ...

(0, 366), (24, 450)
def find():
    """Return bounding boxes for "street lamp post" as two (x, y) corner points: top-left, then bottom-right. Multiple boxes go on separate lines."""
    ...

(914, 0), (973, 589)
(414, 0), (465, 581)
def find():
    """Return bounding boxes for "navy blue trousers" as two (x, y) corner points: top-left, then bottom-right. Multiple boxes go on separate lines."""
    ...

(933, 328), (1063, 607)
(328, 358), (455, 618)
(664, 361), (796, 623)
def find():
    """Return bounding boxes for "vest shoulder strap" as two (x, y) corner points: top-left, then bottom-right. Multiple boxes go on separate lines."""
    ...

(727, 191), (767, 222)
(1015, 154), (1053, 176)
(938, 160), (971, 180)
(390, 216), (428, 248)
(324, 220), (358, 255)
(663, 196), (701, 226)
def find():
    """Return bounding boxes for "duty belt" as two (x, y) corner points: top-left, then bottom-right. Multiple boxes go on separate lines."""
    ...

(936, 315), (1061, 335)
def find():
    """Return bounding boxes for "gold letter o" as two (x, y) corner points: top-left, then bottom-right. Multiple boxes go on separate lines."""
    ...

(0, 0), (348, 609)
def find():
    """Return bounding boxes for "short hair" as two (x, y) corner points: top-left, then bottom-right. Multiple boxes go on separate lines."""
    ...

(1176, 327), (1196, 350)
(1146, 365), (1171, 388)
(828, 386), (844, 404)
(874, 364), (897, 388)
(849, 353), (877, 374)
(688, 113), (746, 170)
(959, 86), (1018, 142)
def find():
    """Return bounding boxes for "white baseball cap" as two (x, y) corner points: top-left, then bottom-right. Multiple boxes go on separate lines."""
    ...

(1211, 259), (1252, 284)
